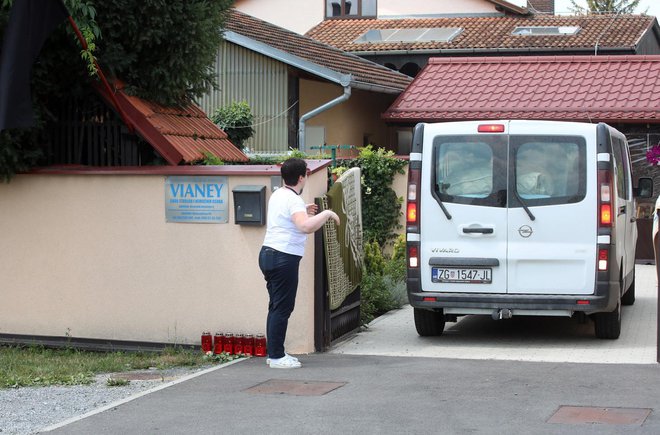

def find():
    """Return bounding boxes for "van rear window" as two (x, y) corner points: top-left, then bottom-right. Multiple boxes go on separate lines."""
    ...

(512, 136), (586, 206)
(432, 135), (507, 207)
(432, 135), (586, 208)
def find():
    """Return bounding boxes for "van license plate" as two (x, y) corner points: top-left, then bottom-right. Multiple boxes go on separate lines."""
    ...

(432, 267), (492, 283)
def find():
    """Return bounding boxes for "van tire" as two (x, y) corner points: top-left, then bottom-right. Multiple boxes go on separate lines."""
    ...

(414, 308), (446, 336)
(621, 276), (635, 306)
(594, 302), (621, 339)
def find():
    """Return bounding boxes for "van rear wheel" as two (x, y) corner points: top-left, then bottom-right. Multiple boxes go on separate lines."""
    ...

(414, 308), (445, 336)
(593, 302), (621, 339)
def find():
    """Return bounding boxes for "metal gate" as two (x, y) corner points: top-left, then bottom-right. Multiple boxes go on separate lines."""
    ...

(314, 229), (361, 351)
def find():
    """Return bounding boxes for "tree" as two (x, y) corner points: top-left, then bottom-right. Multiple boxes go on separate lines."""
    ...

(569, 0), (645, 14)
(0, 0), (233, 181)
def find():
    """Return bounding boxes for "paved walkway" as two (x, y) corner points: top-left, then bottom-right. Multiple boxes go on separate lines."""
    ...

(43, 265), (660, 434)
(330, 264), (658, 364)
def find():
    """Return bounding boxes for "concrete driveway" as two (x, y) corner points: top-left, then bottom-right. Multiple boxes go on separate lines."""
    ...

(330, 264), (658, 364)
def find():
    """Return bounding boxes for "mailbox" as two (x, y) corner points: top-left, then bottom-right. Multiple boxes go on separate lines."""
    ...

(232, 185), (266, 225)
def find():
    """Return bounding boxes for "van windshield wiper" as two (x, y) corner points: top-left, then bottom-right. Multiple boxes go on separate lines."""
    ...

(513, 189), (536, 221)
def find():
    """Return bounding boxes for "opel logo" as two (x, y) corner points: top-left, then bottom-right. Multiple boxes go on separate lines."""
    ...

(518, 225), (533, 238)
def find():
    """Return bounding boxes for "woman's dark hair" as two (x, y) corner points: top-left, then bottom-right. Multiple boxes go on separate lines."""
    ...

(281, 158), (307, 186)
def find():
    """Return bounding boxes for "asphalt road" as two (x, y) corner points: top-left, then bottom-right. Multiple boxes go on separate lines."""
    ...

(45, 265), (660, 434)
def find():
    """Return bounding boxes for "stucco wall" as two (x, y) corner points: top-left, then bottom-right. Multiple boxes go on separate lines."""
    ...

(0, 163), (330, 354)
(300, 79), (398, 154)
(378, 0), (496, 16)
(234, 0), (499, 35)
(234, 0), (324, 34)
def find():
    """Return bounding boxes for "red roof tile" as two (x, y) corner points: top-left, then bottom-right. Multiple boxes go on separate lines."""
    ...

(383, 55), (660, 123)
(225, 9), (412, 93)
(306, 14), (657, 54)
(97, 84), (248, 164)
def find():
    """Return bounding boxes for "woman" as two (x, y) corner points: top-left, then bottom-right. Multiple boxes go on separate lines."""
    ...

(259, 158), (340, 369)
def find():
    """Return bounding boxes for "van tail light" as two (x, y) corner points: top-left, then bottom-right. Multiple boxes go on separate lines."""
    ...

(407, 168), (421, 229)
(407, 202), (417, 223)
(600, 204), (612, 225)
(408, 245), (419, 268)
(597, 169), (612, 227)
(598, 248), (608, 271)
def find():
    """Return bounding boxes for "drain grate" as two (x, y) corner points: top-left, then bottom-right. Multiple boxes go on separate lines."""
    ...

(548, 406), (652, 425)
(244, 379), (346, 396)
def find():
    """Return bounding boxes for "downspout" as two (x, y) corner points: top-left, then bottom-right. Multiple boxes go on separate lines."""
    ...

(299, 83), (351, 152)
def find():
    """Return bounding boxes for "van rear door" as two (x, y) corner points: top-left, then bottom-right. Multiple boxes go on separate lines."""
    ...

(506, 121), (596, 295)
(419, 120), (597, 297)
(419, 122), (508, 294)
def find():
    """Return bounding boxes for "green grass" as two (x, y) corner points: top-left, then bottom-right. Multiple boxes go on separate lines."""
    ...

(0, 346), (232, 389)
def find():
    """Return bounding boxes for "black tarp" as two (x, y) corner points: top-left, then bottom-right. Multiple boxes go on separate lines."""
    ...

(0, 0), (69, 131)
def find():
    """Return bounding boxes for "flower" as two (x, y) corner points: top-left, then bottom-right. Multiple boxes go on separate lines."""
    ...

(646, 144), (660, 165)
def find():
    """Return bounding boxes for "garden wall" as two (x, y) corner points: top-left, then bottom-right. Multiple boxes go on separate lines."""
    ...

(0, 162), (330, 354)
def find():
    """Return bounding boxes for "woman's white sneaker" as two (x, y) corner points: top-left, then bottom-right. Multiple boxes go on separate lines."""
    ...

(266, 353), (298, 365)
(268, 354), (302, 369)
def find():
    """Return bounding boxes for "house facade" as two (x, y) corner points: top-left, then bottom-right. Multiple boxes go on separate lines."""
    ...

(233, 0), (533, 35)
(196, 10), (411, 155)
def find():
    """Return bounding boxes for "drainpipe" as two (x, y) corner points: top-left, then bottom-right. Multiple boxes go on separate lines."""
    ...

(299, 84), (351, 152)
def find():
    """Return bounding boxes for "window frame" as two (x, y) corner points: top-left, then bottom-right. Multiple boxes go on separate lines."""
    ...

(325, 0), (377, 19)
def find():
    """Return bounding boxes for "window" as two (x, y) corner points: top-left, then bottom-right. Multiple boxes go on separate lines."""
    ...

(512, 26), (580, 36)
(432, 134), (586, 209)
(512, 136), (586, 206)
(326, 0), (376, 18)
(611, 137), (630, 200)
(354, 28), (463, 44)
(432, 135), (507, 208)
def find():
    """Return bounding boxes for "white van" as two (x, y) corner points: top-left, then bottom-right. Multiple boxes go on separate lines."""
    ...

(405, 120), (653, 339)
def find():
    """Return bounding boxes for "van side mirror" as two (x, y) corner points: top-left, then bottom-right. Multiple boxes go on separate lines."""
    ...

(634, 177), (654, 198)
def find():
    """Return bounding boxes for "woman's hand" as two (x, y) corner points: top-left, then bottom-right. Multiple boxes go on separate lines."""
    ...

(306, 203), (318, 216)
(326, 210), (340, 225)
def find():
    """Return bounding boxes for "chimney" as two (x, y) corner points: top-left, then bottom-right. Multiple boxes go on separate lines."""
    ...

(528, 0), (555, 15)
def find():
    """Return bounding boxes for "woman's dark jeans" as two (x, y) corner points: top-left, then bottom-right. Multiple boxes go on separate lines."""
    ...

(258, 246), (302, 360)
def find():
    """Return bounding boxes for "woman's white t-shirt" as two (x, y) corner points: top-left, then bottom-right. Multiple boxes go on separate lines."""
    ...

(262, 186), (307, 256)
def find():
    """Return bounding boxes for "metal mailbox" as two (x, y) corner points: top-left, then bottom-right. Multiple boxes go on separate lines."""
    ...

(232, 185), (266, 225)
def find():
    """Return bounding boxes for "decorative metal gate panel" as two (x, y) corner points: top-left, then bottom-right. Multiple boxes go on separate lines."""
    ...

(314, 168), (364, 351)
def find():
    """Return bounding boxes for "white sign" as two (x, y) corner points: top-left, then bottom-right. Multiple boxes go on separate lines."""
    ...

(165, 176), (228, 223)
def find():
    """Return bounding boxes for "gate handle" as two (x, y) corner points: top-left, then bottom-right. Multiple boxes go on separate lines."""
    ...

(462, 227), (494, 234)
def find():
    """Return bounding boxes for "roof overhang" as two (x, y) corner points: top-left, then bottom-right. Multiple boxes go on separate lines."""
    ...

(225, 30), (352, 87)
(224, 30), (406, 94)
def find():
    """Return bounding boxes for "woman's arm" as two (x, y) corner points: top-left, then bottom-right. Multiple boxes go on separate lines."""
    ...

(291, 209), (339, 234)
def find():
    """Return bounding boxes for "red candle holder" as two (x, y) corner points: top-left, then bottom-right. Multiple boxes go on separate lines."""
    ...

(213, 332), (224, 354)
(243, 334), (254, 356)
(223, 333), (234, 354)
(234, 334), (244, 354)
(201, 331), (212, 353)
(254, 334), (267, 357)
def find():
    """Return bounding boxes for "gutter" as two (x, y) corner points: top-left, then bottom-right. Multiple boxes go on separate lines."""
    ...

(299, 85), (351, 152)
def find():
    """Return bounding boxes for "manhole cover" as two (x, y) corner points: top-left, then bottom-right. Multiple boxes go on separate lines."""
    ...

(244, 379), (346, 396)
(548, 406), (652, 425)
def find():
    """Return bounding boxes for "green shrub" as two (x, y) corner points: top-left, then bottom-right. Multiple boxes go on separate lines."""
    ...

(360, 238), (407, 325)
(340, 146), (407, 247)
(211, 101), (255, 151)
(197, 151), (224, 166)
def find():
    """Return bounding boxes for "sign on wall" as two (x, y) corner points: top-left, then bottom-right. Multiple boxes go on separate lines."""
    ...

(165, 176), (228, 223)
